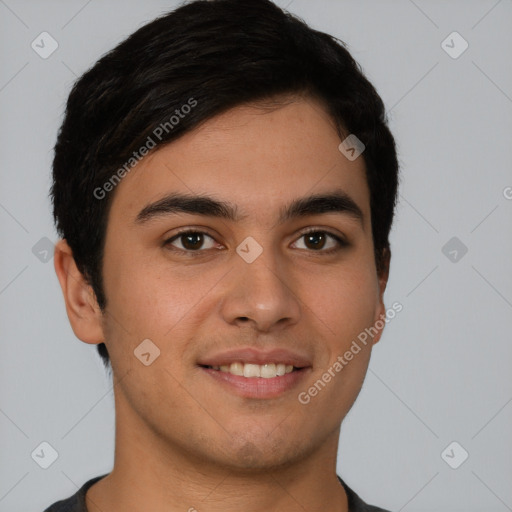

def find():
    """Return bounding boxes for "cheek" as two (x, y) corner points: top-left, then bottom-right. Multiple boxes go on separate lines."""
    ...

(105, 251), (175, 322)
(102, 250), (225, 349)
(302, 262), (380, 341)
(301, 267), (377, 414)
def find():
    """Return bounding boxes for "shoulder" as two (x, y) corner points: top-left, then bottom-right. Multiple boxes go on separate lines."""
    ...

(43, 474), (108, 512)
(338, 476), (393, 512)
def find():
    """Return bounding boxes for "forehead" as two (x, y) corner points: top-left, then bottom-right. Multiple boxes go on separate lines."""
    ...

(107, 97), (370, 227)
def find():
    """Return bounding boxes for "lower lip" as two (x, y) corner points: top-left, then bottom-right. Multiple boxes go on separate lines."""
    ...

(200, 367), (310, 399)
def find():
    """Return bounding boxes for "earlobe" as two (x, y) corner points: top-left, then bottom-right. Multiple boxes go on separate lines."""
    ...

(54, 239), (105, 344)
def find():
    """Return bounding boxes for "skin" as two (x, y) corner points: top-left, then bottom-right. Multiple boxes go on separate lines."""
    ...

(54, 95), (390, 512)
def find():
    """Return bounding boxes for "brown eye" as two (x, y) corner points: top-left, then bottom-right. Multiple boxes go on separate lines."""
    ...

(303, 232), (327, 250)
(181, 233), (204, 250)
(292, 231), (345, 252)
(166, 231), (217, 251)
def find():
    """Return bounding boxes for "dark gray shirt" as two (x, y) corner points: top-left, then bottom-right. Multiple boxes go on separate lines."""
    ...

(43, 474), (391, 511)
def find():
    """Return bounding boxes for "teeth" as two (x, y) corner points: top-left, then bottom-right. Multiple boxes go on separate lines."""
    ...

(260, 363), (276, 378)
(212, 362), (296, 378)
(276, 364), (286, 376)
(243, 363), (261, 378)
(229, 362), (243, 376)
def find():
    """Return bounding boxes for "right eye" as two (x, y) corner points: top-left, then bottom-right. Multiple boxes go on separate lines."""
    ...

(165, 230), (219, 252)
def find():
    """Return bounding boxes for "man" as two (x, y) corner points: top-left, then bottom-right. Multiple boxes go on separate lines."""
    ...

(46, 0), (399, 510)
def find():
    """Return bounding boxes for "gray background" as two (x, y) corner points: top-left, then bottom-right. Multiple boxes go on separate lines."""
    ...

(1, 1), (511, 511)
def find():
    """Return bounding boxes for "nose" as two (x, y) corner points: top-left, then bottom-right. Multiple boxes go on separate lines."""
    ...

(219, 246), (301, 333)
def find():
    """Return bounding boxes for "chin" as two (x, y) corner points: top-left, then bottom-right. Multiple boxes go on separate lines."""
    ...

(213, 432), (314, 472)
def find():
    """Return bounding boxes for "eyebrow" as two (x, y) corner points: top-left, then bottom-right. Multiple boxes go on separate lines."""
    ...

(134, 190), (364, 227)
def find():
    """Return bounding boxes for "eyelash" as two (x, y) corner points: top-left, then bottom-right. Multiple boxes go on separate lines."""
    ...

(163, 228), (348, 255)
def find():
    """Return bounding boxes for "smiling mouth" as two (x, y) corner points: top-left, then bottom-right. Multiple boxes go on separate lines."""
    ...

(200, 362), (302, 378)
(199, 361), (310, 399)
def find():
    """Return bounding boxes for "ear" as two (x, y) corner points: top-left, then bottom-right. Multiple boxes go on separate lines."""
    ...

(54, 239), (105, 344)
(371, 247), (391, 345)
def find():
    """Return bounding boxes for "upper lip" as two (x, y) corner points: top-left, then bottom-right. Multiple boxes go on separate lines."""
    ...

(198, 347), (312, 368)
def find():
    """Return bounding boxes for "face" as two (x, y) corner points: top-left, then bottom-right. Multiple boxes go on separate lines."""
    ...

(85, 96), (388, 470)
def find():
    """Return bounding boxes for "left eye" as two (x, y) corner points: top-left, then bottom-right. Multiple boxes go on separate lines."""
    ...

(292, 231), (342, 251)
